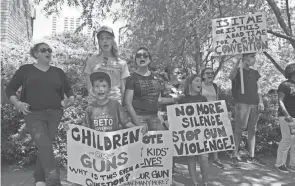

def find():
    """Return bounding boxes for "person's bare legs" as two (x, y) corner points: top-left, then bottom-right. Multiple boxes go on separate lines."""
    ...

(199, 154), (209, 184)
(187, 156), (198, 185)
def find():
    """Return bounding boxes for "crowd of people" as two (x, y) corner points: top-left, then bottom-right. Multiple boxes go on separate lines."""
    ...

(5, 25), (295, 186)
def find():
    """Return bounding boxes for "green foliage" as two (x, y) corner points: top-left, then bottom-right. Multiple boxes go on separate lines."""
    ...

(1, 33), (93, 167)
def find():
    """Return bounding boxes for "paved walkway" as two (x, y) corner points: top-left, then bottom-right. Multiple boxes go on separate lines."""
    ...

(2, 155), (295, 186)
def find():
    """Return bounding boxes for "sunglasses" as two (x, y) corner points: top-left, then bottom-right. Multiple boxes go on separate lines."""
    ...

(39, 48), (52, 53)
(205, 72), (214, 75)
(136, 53), (149, 59)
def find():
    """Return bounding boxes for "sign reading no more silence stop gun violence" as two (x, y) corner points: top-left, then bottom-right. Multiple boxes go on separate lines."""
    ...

(167, 100), (235, 156)
(67, 125), (144, 186)
(212, 12), (268, 56)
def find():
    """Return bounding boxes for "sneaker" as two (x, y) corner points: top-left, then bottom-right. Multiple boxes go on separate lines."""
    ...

(212, 159), (225, 169)
(230, 157), (241, 169)
(275, 165), (290, 173)
(247, 156), (267, 166)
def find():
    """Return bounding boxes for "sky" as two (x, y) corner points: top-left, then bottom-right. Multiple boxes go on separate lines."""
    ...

(33, 2), (125, 43)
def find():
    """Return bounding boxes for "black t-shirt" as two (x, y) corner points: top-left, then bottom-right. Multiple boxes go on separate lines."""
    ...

(232, 68), (261, 105)
(125, 73), (161, 114)
(6, 64), (74, 110)
(278, 79), (295, 117)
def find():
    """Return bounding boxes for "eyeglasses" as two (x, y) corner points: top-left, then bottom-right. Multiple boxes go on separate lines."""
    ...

(39, 48), (52, 53)
(136, 53), (149, 59)
(205, 72), (214, 75)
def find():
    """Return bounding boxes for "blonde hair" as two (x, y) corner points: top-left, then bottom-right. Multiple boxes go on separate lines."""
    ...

(183, 74), (202, 96)
(94, 31), (119, 60)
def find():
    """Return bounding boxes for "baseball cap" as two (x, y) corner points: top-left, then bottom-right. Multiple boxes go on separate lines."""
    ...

(90, 72), (111, 87)
(97, 25), (114, 37)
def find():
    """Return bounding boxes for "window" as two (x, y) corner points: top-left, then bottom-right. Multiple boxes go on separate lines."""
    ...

(52, 16), (57, 34)
(70, 17), (75, 32)
(64, 17), (69, 32)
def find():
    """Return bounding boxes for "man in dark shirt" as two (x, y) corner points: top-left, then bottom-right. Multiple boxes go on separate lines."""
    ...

(229, 53), (265, 168)
(275, 63), (295, 173)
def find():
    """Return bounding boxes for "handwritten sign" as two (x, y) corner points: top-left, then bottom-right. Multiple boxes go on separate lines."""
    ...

(212, 12), (268, 55)
(124, 131), (173, 186)
(167, 100), (235, 156)
(67, 125), (143, 186)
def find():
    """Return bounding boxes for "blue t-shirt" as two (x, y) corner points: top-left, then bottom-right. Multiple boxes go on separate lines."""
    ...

(83, 99), (130, 132)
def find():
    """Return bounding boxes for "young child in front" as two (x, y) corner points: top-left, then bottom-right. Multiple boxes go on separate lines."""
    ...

(65, 71), (146, 132)
(64, 71), (147, 185)
(180, 74), (209, 186)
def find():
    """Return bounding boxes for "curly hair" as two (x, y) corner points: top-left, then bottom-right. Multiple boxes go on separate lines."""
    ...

(30, 42), (49, 59)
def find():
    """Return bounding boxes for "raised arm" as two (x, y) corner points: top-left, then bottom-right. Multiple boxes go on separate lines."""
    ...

(229, 59), (241, 80)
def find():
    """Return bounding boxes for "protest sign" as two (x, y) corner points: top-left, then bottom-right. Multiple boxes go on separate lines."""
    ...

(212, 12), (268, 56)
(124, 131), (173, 186)
(67, 125), (143, 186)
(167, 100), (235, 156)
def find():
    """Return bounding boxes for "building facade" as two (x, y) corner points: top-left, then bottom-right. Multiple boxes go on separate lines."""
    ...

(0, 0), (36, 44)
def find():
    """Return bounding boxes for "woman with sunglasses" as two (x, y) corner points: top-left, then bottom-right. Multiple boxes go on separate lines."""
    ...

(6, 42), (75, 186)
(124, 47), (180, 131)
(201, 67), (225, 169)
(84, 25), (130, 104)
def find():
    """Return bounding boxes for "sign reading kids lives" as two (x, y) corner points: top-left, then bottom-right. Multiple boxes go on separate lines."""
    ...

(212, 12), (268, 56)
(167, 100), (235, 156)
(67, 125), (143, 186)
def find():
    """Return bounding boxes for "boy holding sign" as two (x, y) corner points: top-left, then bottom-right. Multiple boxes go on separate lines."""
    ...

(65, 71), (147, 132)
(64, 72), (147, 185)
(229, 53), (265, 168)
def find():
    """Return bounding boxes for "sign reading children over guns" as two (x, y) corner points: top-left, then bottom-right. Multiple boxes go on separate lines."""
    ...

(212, 12), (268, 56)
(67, 125), (143, 186)
(124, 131), (173, 186)
(167, 100), (235, 156)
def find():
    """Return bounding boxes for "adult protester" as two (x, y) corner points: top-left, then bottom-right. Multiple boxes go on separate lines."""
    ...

(229, 53), (266, 168)
(5, 42), (75, 186)
(124, 47), (180, 131)
(201, 67), (225, 169)
(160, 66), (185, 173)
(275, 63), (295, 173)
(84, 25), (130, 103)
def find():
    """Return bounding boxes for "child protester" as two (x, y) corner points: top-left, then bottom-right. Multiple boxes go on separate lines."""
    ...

(65, 71), (148, 132)
(180, 74), (209, 186)
(64, 72), (147, 186)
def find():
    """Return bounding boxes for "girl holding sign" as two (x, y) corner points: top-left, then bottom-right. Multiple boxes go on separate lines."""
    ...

(201, 68), (225, 169)
(180, 74), (209, 186)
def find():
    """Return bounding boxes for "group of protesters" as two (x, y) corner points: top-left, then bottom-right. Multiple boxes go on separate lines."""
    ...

(5, 25), (295, 186)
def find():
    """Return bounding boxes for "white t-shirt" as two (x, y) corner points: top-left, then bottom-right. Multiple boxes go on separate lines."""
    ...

(202, 82), (217, 102)
(84, 54), (130, 101)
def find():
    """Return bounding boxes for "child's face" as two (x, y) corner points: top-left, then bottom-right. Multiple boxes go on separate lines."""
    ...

(97, 32), (113, 52)
(244, 54), (256, 66)
(191, 76), (202, 94)
(92, 80), (110, 100)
